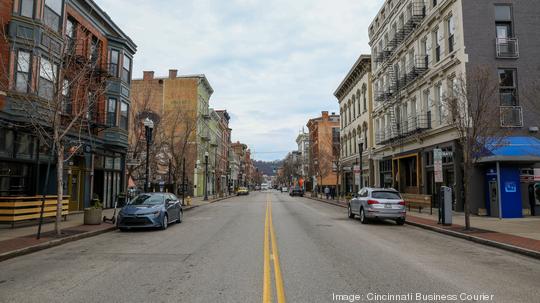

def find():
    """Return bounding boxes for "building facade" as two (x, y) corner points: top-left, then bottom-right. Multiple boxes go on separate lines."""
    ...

(307, 111), (340, 193)
(335, 55), (374, 195)
(295, 131), (310, 189)
(0, 0), (136, 210)
(130, 70), (214, 198)
(369, 0), (540, 217)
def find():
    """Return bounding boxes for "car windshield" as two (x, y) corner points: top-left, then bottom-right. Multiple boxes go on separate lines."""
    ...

(371, 191), (401, 200)
(128, 194), (164, 206)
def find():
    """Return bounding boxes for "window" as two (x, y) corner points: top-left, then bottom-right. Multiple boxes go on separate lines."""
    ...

(62, 79), (71, 114)
(498, 69), (518, 106)
(38, 58), (57, 100)
(120, 101), (129, 129)
(362, 87), (367, 112)
(435, 84), (442, 124)
(422, 37), (430, 68)
(16, 50), (31, 93)
(109, 49), (119, 77)
(20, 0), (34, 18)
(495, 5), (512, 21)
(0, 129), (14, 157)
(65, 18), (76, 52)
(86, 92), (97, 121)
(447, 16), (455, 53)
(352, 97), (356, 119)
(107, 98), (117, 127)
(43, 0), (63, 32)
(434, 28), (442, 62)
(432, 0), (437, 8)
(122, 54), (131, 83)
(89, 36), (99, 63)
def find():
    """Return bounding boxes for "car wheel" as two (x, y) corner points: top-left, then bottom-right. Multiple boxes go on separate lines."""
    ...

(161, 214), (168, 230)
(348, 204), (355, 219)
(396, 218), (405, 225)
(177, 210), (183, 223)
(360, 208), (368, 224)
(118, 227), (127, 232)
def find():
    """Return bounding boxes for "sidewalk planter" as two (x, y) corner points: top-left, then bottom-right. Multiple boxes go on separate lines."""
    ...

(83, 208), (102, 225)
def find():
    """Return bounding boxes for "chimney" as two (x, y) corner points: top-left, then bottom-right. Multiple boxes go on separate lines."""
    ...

(143, 71), (154, 81)
(322, 111), (329, 119)
(169, 69), (178, 79)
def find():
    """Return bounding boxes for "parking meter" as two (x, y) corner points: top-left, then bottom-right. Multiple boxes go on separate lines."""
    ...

(440, 186), (452, 225)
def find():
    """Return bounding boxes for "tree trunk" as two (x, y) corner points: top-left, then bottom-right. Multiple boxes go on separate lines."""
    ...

(463, 158), (472, 230)
(55, 144), (64, 236)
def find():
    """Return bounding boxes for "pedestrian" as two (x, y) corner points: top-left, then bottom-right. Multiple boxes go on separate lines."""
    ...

(330, 187), (335, 200)
(324, 186), (330, 199)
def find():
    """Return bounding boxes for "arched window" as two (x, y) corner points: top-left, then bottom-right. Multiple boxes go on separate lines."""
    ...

(362, 84), (367, 113)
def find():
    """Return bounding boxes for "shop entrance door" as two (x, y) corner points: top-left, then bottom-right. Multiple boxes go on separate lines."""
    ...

(68, 170), (83, 211)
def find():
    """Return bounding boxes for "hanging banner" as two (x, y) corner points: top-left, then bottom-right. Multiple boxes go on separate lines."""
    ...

(434, 149), (443, 183)
(354, 165), (361, 186)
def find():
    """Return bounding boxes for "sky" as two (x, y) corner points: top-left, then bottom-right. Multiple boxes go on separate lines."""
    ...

(94, 0), (385, 161)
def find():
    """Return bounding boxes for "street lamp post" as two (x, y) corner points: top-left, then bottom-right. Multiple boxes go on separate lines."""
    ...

(143, 118), (154, 192)
(358, 136), (364, 190)
(204, 151), (209, 201)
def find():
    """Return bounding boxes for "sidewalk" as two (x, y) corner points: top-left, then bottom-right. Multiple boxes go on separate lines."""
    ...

(306, 193), (540, 260)
(0, 195), (231, 262)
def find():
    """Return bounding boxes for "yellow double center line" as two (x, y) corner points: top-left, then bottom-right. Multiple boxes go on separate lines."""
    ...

(263, 194), (286, 303)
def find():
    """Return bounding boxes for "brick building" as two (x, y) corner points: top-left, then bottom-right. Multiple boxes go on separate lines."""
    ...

(0, 0), (136, 209)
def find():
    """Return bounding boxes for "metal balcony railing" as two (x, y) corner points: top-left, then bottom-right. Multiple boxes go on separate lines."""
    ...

(500, 106), (523, 128)
(496, 38), (519, 58)
(376, 112), (432, 145)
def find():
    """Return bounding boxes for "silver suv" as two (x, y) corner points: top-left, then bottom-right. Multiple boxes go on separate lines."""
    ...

(348, 188), (406, 225)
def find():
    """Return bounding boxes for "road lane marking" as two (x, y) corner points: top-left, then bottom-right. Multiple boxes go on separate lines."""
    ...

(263, 198), (271, 303)
(269, 198), (286, 303)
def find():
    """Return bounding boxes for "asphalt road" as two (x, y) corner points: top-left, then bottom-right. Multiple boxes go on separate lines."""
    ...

(1, 191), (539, 303)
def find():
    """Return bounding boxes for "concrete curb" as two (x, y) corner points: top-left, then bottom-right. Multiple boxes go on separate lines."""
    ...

(0, 196), (234, 263)
(405, 220), (540, 260)
(0, 225), (116, 263)
(182, 195), (233, 211)
(306, 195), (540, 260)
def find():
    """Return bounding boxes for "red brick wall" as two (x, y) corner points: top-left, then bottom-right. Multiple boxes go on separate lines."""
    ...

(0, 0), (13, 109)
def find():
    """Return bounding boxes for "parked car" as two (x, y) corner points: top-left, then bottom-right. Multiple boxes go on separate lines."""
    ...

(237, 187), (249, 195)
(348, 188), (406, 225)
(117, 193), (183, 231)
(289, 186), (304, 197)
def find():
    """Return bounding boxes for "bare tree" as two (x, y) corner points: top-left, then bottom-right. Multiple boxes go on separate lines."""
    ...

(158, 100), (198, 195)
(126, 85), (162, 189)
(443, 66), (510, 230)
(0, 20), (110, 235)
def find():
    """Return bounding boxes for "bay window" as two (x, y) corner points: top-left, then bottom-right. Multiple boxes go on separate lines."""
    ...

(109, 49), (119, 77)
(120, 101), (129, 129)
(16, 50), (31, 93)
(107, 98), (117, 126)
(38, 57), (57, 100)
(43, 0), (63, 32)
(20, 0), (35, 18)
(122, 54), (131, 83)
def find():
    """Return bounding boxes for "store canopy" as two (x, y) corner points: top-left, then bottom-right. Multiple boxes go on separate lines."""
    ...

(477, 136), (540, 163)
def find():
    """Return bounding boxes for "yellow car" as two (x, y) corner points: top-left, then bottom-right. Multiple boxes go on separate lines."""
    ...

(237, 187), (249, 195)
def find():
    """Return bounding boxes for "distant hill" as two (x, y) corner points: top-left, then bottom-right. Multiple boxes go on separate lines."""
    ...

(253, 160), (282, 176)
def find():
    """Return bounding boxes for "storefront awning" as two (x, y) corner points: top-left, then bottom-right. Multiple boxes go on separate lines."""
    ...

(478, 136), (540, 163)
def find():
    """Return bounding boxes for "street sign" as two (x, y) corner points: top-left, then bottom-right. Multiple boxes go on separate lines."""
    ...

(434, 149), (443, 183)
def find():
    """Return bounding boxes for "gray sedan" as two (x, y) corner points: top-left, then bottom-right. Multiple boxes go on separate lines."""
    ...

(117, 193), (183, 231)
(348, 188), (406, 225)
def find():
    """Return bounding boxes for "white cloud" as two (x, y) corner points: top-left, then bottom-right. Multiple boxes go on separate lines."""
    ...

(95, 0), (384, 160)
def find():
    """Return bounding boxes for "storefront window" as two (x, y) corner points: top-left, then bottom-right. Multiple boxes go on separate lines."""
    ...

(0, 129), (14, 158)
(16, 133), (35, 160)
(0, 162), (29, 196)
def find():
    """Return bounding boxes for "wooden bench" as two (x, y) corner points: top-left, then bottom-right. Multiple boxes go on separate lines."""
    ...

(401, 193), (432, 214)
(0, 196), (69, 228)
